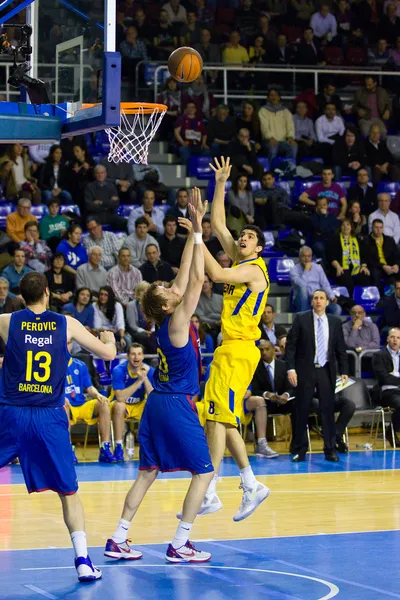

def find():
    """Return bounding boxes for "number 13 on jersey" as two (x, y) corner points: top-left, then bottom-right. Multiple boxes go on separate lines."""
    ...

(26, 351), (52, 382)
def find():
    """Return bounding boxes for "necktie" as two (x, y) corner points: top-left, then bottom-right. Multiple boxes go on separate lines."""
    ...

(267, 364), (275, 392)
(317, 317), (327, 367)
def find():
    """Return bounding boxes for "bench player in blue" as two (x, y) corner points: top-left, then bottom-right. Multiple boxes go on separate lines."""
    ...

(104, 189), (214, 563)
(0, 271), (117, 583)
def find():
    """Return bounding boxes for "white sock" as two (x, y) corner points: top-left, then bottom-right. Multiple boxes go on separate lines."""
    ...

(240, 465), (257, 489)
(115, 440), (123, 445)
(71, 531), (87, 559)
(206, 473), (218, 498)
(257, 437), (267, 445)
(171, 521), (192, 549)
(112, 518), (131, 543)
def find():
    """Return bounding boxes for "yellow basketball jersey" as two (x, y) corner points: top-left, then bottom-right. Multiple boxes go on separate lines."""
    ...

(221, 256), (270, 342)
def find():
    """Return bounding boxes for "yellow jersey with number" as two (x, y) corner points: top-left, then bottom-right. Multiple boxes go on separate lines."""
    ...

(221, 256), (270, 342)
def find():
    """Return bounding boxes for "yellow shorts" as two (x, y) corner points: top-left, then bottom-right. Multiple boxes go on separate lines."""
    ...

(201, 340), (260, 428)
(69, 399), (99, 426)
(111, 400), (146, 421)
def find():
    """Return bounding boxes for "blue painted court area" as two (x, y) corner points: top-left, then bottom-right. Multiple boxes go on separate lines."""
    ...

(1, 532), (400, 599)
(1, 450), (399, 486)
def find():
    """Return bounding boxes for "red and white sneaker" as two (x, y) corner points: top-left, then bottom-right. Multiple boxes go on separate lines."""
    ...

(104, 538), (143, 560)
(165, 540), (211, 563)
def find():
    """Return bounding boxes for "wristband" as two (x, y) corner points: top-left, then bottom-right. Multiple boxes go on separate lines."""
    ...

(194, 232), (203, 244)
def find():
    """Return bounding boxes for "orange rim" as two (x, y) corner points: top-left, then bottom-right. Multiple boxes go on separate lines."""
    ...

(81, 102), (167, 115)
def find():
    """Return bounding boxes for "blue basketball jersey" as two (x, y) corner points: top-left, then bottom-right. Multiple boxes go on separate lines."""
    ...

(0, 309), (69, 408)
(153, 317), (200, 396)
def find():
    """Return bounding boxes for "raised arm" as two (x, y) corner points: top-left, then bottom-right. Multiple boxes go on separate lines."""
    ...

(66, 316), (117, 360)
(203, 243), (265, 288)
(209, 156), (238, 261)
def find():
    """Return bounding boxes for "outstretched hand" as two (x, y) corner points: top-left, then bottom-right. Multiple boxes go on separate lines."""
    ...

(177, 217), (192, 233)
(190, 187), (208, 218)
(188, 202), (204, 233)
(209, 156), (232, 184)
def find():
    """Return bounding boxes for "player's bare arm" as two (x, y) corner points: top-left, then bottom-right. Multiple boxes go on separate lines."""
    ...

(66, 317), (117, 361)
(209, 156), (238, 261)
(203, 244), (266, 292)
(114, 378), (147, 403)
(0, 314), (12, 343)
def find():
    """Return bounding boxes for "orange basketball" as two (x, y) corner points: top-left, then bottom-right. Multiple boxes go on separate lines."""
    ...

(168, 47), (203, 83)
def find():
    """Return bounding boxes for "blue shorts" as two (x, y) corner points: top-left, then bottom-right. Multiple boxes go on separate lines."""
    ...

(0, 405), (78, 495)
(139, 391), (213, 475)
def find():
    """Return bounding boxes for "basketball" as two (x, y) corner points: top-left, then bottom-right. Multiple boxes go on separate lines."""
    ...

(168, 47), (203, 83)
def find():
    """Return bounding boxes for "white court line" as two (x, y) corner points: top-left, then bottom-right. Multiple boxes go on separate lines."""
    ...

(23, 585), (58, 599)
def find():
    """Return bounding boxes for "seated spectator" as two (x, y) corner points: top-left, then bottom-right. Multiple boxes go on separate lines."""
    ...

(191, 313), (214, 370)
(368, 218), (400, 290)
(5, 143), (41, 204)
(213, 251), (232, 295)
(227, 128), (263, 182)
(0, 156), (12, 200)
(133, 7), (153, 45)
(347, 200), (368, 237)
(343, 304), (380, 352)
(162, 0), (187, 24)
(59, 135), (87, 163)
(332, 125), (367, 180)
(255, 14), (277, 48)
(259, 303), (287, 346)
(76, 246), (107, 296)
(293, 101), (317, 163)
(207, 104), (237, 158)
(180, 9), (201, 47)
(270, 33), (295, 65)
(381, 279), (400, 332)
(107, 247), (142, 308)
(368, 193), (400, 244)
(236, 101), (262, 148)
(39, 144), (72, 204)
(46, 252), (75, 311)
(39, 198), (70, 251)
(254, 171), (309, 230)
(365, 123), (400, 184)
(166, 188), (191, 237)
(235, 0), (260, 35)
(100, 157), (136, 204)
(290, 246), (341, 314)
(353, 76), (391, 138)
(93, 285), (131, 351)
(119, 25), (148, 60)
(62, 287), (95, 329)
(157, 76), (182, 140)
(277, 333), (287, 358)
(222, 29), (250, 65)
(388, 35), (400, 69)
(83, 217), (120, 270)
(110, 343), (154, 462)
(66, 144), (95, 206)
(20, 220), (52, 273)
(158, 215), (185, 273)
(335, 0), (353, 39)
(347, 168), (378, 216)
(139, 243), (175, 284)
(315, 80), (343, 116)
(368, 38), (391, 66)
(64, 342), (115, 464)
(0, 277), (23, 314)
(173, 101), (207, 165)
(202, 217), (222, 258)
(315, 103), (345, 163)
(227, 174), (254, 225)
(310, 197), (341, 263)
(310, 4), (338, 43)
(152, 9), (178, 61)
(379, 2), (400, 45)
(248, 35), (267, 71)
(289, 0), (315, 27)
(328, 218), (371, 294)
(259, 88), (297, 163)
(295, 27), (325, 65)
(248, 340), (294, 458)
(196, 273), (223, 337)
(126, 281), (155, 349)
(128, 190), (165, 238)
(1, 246), (32, 297)
(6, 198), (38, 243)
(300, 166), (347, 219)
(182, 74), (216, 120)
(371, 328), (400, 447)
(194, 28), (220, 84)
(195, 0), (215, 29)
(84, 165), (127, 231)
(56, 224), (88, 275)
(122, 217), (159, 268)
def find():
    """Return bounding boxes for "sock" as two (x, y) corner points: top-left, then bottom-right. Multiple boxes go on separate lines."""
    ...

(171, 521), (192, 549)
(115, 440), (123, 446)
(240, 465), (257, 489)
(112, 518), (131, 543)
(206, 473), (218, 498)
(257, 437), (267, 445)
(71, 531), (87, 559)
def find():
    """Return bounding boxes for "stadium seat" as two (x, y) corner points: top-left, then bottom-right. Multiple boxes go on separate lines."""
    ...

(188, 156), (213, 179)
(0, 202), (14, 229)
(353, 286), (380, 313)
(272, 157), (296, 173)
(257, 157), (270, 172)
(118, 204), (138, 218)
(377, 181), (400, 199)
(276, 180), (291, 196)
(331, 286), (349, 298)
(346, 47), (367, 66)
(30, 204), (49, 221)
(292, 180), (315, 204)
(59, 204), (81, 216)
(207, 179), (231, 202)
(275, 257), (295, 285)
(261, 231), (284, 258)
(250, 181), (261, 192)
(323, 46), (344, 65)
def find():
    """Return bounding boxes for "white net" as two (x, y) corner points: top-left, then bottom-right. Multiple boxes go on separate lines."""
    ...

(105, 104), (167, 165)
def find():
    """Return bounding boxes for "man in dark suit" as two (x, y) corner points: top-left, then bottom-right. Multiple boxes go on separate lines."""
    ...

(259, 304), (287, 347)
(286, 289), (348, 462)
(368, 219), (400, 291)
(295, 28), (325, 66)
(347, 168), (378, 216)
(372, 328), (400, 446)
(381, 280), (400, 333)
(247, 340), (295, 458)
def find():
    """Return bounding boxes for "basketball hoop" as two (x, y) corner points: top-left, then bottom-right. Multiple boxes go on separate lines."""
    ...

(105, 102), (168, 165)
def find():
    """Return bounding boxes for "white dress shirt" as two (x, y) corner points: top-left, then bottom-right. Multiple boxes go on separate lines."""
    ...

(368, 209), (400, 244)
(313, 311), (329, 364)
(128, 205), (165, 235)
(382, 345), (400, 391)
(315, 115), (345, 145)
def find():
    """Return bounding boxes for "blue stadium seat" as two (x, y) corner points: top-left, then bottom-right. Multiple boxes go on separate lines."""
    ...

(269, 257), (295, 285)
(30, 204), (49, 221)
(188, 156), (213, 179)
(272, 157), (296, 172)
(261, 231), (284, 258)
(207, 179), (231, 201)
(250, 181), (261, 192)
(118, 204), (138, 218)
(292, 180), (315, 206)
(331, 286), (349, 298)
(276, 180), (291, 196)
(257, 157), (270, 172)
(377, 181), (400, 199)
(59, 204), (81, 216)
(0, 202), (14, 229)
(300, 157), (324, 164)
(353, 286), (380, 313)
(159, 204), (170, 214)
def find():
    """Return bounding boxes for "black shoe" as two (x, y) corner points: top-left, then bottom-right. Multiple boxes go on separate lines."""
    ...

(325, 453), (339, 462)
(292, 453), (306, 462)
(336, 439), (348, 454)
(386, 427), (400, 448)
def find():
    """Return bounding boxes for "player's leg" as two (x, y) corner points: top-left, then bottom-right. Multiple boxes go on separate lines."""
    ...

(111, 401), (127, 461)
(91, 400), (116, 463)
(0, 405), (20, 468)
(64, 402), (78, 464)
(245, 395), (278, 458)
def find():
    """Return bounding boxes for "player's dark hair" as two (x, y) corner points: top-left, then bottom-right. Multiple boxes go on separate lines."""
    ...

(141, 283), (168, 325)
(74, 287), (92, 306)
(128, 342), (144, 354)
(239, 224), (266, 253)
(97, 285), (117, 322)
(20, 272), (48, 305)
